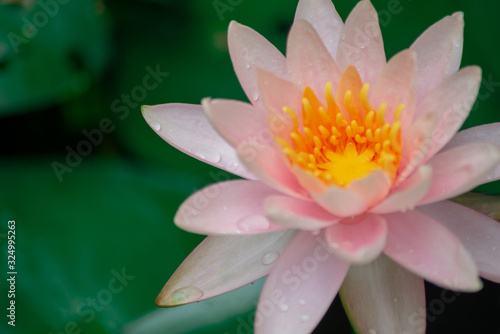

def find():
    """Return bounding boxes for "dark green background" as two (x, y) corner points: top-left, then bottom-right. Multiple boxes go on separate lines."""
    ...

(1, 0), (499, 333)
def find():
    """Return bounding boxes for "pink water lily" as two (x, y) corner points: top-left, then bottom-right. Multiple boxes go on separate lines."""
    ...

(143, 0), (500, 332)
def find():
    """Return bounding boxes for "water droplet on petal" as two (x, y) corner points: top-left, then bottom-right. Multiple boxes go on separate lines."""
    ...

(279, 304), (289, 312)
(492, 246), (497, 252)
(237, 215), (270, 232)
(193, 145), (221, 163)
(369, 329), (377, 334)
(409, 249), (415, 254)
(262, 251), (279, 265)
(252, 91), (260, 102)
(152, 122), (161, 131)
(245, 62), (251, 69)
(311, 229), (320, 236)
(167, 286), (204, 304)
(299, 299), (306, 306)
(393, 298), (398, 303)
(486, 235), (491, 240)
(301, 315), (310, 322)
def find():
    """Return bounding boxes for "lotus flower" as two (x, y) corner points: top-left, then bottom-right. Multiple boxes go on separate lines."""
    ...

(142, 0), (500, 332)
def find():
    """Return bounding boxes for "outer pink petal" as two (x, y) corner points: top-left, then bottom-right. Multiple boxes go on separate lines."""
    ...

(418, 142), (500, 205)
(340, 255), (426, 334)
(410, 12), (464, 102)
(142, 104), (255, 179)
(325, 213), (387, 264)
(174, 180), (286, 235)
(442, 123), (500, 184)
(254, 231), (349, 334)
(371, 165), (432, 214)
(396, 111), (437, 185)
(228, 21), (287, 110)
(156, 230), (297, 306)
(418, 201), (500, 283)
(202, 98), (269, 148)
(414, 66), (482, 163)
(286, 19), (342, 96)
(264, 195), (341, 230)
(369, 49), (417, 131)
(383, 210), (482, 292)
(294, 0), (344, 58)
(336, 0), (386, 84)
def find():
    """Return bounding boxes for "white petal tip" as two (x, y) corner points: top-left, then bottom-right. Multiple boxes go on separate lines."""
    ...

(452, 12), (464, 22)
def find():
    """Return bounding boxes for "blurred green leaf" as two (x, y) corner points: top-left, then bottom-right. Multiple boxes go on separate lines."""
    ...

(0, 158), (211, 333)
(0, 0), (110, 115)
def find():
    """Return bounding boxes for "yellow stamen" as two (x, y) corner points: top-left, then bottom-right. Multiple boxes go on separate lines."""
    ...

(278, 67), (403, 186)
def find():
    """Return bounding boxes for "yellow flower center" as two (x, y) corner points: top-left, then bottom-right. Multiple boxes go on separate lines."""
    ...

(276, 67), (403, 187)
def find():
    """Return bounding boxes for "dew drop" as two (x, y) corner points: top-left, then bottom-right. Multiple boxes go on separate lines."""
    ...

(193, 145), (221, 163)
(299, 299), (306, 306)
(369, 329), (377, 334)
(279, 304), (289, 312)
(409, 249), (415, 254)
(252, 91), (260, 102)
(393, 298), (398, 303)
(493, 246), (497, 252)
(262, 251), (279, 265)
(245, 62), (251, 69)
(301, 315), (310, 322)
(167, 286), (204, 305)
(311, 229), (320, 236)
(486, 235), (491, 240)
(152, 122), (161, 131)
(237, 215), (270, 232)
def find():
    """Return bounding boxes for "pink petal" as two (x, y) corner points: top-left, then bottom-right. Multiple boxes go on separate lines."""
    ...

(202, 98), (269, 148)
(442, 123), (500, 184)
(264, 195), (341, 230)
(383, 210), (482, 292)
(419, 142), (500, 205)
(257, 69), (302, 137)
(325, 213), (387, 264)
(257, 69), (303, 117)
(369, 49), (417, 131)
(396, 111), (437, 185)
(174, 180), (286, 235)
(414, 66), (482, 163)
(294, 0), (344, 58)
(371, 165), (432, 214)
(156, 230), (297, 306)
(340, 255), (426, 334)
(238, 141), (308, 198)
(312, 186), (367, 218)
(142, 104), (255, 179)
(254, 231), (349, 334)
(348, 169), (392, 209)
(410, 12), (464, 102)
(336, 0), (386, 84)
(292, 167), (368, 217)
(335, 65), (365, 120)
(292, 166), (389, 216)
(286, 19), (342, 96)
(228, 21), (287, 109)
(418, 201), (500, 283)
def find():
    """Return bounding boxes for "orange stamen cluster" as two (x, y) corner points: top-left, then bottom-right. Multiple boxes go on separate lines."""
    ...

(276, 72), (403, 187)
